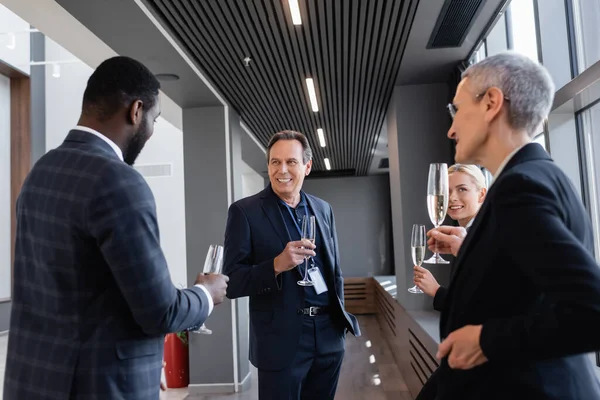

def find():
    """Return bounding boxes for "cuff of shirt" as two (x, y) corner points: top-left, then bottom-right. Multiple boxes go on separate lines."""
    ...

(194, 284), (214, 315)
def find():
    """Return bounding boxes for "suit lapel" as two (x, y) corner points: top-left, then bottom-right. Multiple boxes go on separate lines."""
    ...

(449, 143), (552, 286)
(260, 187), (290, 248)
(304, 194), (336, 281)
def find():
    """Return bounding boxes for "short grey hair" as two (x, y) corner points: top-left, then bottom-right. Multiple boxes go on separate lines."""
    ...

(462, 51), (555, 137)
(266, 130), (313, 164)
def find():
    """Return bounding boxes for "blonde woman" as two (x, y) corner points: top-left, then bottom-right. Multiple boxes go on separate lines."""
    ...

(413, 164), (487, 306)
(413, 164), (487, 400)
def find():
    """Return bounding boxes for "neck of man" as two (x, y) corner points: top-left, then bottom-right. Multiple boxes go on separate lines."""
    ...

(77, 115), (127, 154)
(479, 127), (531, 176)
(279, 192), (301, 208)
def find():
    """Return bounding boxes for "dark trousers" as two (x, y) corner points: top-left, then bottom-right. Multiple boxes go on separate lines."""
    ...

(258, 314), (345, 400)
(415, 367), (439, 400)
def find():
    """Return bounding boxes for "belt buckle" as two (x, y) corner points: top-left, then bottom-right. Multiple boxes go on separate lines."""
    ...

(309, 306), (317, 316)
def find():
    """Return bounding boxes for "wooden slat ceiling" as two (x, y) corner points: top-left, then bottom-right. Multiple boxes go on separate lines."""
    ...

(144, 0), (419, 175)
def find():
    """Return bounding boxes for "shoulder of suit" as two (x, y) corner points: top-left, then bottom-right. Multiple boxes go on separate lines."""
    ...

(304, 192), (331, 210)
(88, 159), (149, 196)
(231, 190), (263, 210)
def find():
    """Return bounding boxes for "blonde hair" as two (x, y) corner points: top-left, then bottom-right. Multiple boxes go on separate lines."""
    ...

(448, 164), (487, 190)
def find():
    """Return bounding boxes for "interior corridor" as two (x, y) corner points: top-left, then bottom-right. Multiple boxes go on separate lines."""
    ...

(0, 315), (412, 400)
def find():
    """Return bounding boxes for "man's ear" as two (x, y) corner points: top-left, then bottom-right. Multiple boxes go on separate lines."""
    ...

(128, 100), (144, 125)
(483, 87), (508, 124)
(305, 159), (312, 176)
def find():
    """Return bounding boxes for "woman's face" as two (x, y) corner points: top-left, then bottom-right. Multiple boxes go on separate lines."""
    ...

(447, 171), (486, 224)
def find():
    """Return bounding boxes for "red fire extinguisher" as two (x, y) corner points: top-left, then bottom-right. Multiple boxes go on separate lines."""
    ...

(163, 332), (190, 388)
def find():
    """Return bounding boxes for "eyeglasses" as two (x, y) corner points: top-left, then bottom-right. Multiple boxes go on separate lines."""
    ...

(446, 91), (510, 119)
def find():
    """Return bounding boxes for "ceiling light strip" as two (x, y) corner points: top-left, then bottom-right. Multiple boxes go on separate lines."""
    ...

(305, 78), (319, 112)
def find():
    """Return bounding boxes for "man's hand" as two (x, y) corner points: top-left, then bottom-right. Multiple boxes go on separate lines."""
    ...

(427, 226), (467, 256)
(274, 240), (316, 275)
(437, 325), (488, 369)
(160, 361), (167, 391)
(194, 273), (229, 305)
(413, 266), (440, 297)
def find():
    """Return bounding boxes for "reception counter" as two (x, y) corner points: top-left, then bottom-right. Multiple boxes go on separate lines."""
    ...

(343, 276), (440, 398)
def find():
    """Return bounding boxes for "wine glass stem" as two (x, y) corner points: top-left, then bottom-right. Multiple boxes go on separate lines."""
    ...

(434, 224), (438, 256)
(304, 258), (309, 280)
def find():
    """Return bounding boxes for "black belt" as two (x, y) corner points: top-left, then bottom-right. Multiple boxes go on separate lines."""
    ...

(297, 306), (329, 316)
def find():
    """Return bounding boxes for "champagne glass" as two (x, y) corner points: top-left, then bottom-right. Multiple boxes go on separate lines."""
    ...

(423, 163), (450, 264)
(297, 215), (315, 286)
(191, 244), (224, 335)
(408, 224), (426, 294)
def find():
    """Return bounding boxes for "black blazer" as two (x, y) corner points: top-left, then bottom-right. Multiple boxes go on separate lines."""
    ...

(437, 144), (600, 399)
(223, 185), (360, 370)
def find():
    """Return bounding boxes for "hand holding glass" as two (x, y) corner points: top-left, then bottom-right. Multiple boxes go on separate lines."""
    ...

(408, 224), (427, 294)
(191, 244), (224, 335)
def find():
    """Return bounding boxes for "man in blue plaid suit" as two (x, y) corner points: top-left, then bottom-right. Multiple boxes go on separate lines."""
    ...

(3, 56), (229, 400)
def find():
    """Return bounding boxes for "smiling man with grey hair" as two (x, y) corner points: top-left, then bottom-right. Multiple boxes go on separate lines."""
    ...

(427, 51), (600, 399)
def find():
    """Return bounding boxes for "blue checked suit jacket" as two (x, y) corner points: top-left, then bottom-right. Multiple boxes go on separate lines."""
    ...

(3, 130), (210, 400)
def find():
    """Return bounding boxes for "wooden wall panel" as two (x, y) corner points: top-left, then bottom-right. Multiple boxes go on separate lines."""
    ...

(1, 62), (31, 303)
(373, 278), (440, 398)
(343, 277), (376, 314)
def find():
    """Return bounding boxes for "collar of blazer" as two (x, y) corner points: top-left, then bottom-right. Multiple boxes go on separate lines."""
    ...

(260, 184), (335, 269)
(65, 129), (123, 161)
(449, 143), (552, 285)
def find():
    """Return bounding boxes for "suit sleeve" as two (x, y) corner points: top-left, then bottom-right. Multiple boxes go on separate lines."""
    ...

(88, 166), (210, 335)
(224, 202), (282, 298)
(479, 173), (600, 362)
(433, 286), (448, 312)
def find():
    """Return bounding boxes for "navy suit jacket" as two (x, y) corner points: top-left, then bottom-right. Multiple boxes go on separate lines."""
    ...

(3, 130), (210, 400)
(437, 144), (600, 399)
(223, 185), (360, 371)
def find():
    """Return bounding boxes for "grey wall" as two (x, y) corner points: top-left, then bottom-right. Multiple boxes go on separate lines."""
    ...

(303, 175), (394, 277)
(30, 30), (46, 165)
(183, 106), (251, 392)
(240, 127), (267, 179)
(183, 106), (233, 385)
(0, 305), (9, 332)
(387, 83), (454, 311)
(228, 110), (250, 382)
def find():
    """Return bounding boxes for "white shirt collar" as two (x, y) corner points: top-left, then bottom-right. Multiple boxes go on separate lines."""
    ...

(465, 217), (475, 230)
(490, 144), (526, 186)
(74, 125), (124, 161)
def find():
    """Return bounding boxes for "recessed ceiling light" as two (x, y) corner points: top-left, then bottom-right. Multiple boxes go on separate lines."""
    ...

(155, 73), (180, 82)
(305, 78), (319, 112)
(317, 128), (326, 147)
(289, 0), (302, 25)
(324, 158), (331, 170)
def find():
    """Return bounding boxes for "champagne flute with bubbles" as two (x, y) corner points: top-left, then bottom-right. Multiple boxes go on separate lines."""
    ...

(423, 163), (450, 264)
(408, 224), (427, 293)
(297, 215), (315, 286)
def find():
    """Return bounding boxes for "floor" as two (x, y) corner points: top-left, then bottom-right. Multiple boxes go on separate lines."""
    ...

(1, 316), (412, 400)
